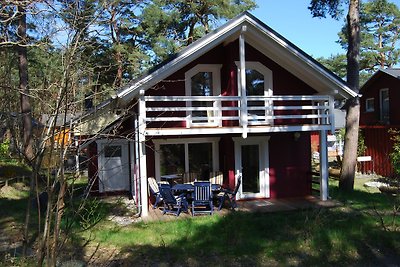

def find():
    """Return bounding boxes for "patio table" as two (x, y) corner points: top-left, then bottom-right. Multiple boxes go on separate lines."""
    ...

(160, 174), (182, 184)
(172, 183), (221, 192)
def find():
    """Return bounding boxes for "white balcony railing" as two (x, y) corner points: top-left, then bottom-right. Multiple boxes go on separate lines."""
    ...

(141, 94), (334, 133)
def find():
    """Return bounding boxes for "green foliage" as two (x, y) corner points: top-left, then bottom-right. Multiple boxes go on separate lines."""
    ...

(337, 128), (367, 157)
(91, 180), (400, 265)
(0, 139), (10, 159)
(357, 129), (367, 157)
(138, 0), (257, 64)
(77, 198), (106, 230)
(317, 53), (347, 79)
(389, 129), (400, 175)
(315, 0), (400, 84)
(337, 0), (400, 73)
(64, 198), (109, 231)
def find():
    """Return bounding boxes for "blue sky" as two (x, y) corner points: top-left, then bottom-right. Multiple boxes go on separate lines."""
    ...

(252, 0), (400, 59)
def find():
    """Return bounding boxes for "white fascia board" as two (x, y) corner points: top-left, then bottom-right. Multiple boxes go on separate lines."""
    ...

(117, 20), (247, 104)
(117, 13), (356, 107)
(244, 18), (357, 99)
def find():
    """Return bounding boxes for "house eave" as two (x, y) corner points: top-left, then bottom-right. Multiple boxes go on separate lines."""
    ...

(74, 12), (356, 130)
(116, 12), (356, 106)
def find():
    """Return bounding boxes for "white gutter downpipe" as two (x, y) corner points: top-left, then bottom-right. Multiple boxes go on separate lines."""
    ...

(139, 90), (149, 217)
(239, 26), (248, 139)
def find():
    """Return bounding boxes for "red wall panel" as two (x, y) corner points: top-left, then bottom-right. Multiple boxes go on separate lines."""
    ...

(361, 126), (397, 177)
(360, 74), (400, 125)
(269, 132), (312, 198)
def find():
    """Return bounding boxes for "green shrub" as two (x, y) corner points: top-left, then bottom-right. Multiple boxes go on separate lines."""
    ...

(389, 129), (400, 176)
(0, 140), (10, 159)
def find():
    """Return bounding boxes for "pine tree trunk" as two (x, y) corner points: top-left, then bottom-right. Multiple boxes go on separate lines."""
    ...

(339, 0), (360, 192)
(17, 5), (33, 163)
(17, 5), (34, 257)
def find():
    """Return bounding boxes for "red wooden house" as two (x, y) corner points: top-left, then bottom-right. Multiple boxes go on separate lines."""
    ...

(74, 13), (356, 217)
(359, 68), (400, 177)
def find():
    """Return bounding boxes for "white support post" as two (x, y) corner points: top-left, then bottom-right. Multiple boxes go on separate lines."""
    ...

(319, 129), (329, 201)
(239, 26), (248, 138)
(139, 90), (149, 217)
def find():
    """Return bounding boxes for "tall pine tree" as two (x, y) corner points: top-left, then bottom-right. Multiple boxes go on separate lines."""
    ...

(309, 0), (361, 192)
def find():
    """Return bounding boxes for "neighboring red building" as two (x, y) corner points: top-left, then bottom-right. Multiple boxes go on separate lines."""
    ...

(359, 68), (400, 177)
(74, 12), (356, 217)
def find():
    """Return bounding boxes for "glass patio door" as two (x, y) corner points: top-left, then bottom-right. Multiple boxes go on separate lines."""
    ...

(233, 137), (270, 199)
(241, 145), (260, 196)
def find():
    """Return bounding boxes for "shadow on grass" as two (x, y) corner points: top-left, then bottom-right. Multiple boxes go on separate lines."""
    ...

(0, 164), (32, 180)
(82, 186), (400, 266)
(2, 182), (400, 266)
(87, 207), (399, 266)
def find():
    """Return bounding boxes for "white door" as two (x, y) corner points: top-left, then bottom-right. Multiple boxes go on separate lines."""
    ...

(98, 140), (130, 192)
(233, 137), (270, 199)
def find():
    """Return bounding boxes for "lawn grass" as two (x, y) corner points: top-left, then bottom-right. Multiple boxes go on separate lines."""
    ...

(79, 176), (400, 266)
(1, 172), (399, 266)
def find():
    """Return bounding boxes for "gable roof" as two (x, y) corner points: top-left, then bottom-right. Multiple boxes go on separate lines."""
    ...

(75, 12), (356, 127)
(117, 12), (355, 104)
(361, 68), (400, 93)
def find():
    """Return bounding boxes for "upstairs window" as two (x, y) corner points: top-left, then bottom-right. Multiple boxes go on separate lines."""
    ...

(365, 98), (374, 112)
(185, 64), (222, 126)
(380, 88), (389, 123)
(236, 61), (273, 124)
(191, 72), (213, 120)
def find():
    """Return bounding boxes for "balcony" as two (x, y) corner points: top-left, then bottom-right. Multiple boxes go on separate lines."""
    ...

(139, 94), (334, 137)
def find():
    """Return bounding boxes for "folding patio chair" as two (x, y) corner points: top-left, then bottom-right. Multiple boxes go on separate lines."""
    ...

(218, 175), (241, 211)
(192, 181), (213, 216)
(148, 177), (163, 209)
(158, 183), (188, 216)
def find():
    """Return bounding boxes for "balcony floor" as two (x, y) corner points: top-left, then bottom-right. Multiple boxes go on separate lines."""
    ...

(144, 124), (332, 136)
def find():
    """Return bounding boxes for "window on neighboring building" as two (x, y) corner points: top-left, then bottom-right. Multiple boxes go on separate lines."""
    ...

(380, 88), (389, 123)
(365, 98), (374, 112)
(185, 64), (222, 126)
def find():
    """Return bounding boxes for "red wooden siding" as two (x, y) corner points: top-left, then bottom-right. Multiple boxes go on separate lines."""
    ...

(361, 125), (397, 177)
(144, 40), (319, 129)
(146, 132), (312, 199)
(269, 132), (312, 198)
(360, 71), (400, 178)
(360, 74), (400, 125)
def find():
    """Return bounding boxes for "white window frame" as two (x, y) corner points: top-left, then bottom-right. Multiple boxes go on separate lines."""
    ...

(232, 136), (270, 199)
(379, 88), (389, 122)
(185, 64), (222, 127)
(153, 137), (220, 181)
(365, 98), (374, 112)
(235, 61), (274, 125)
